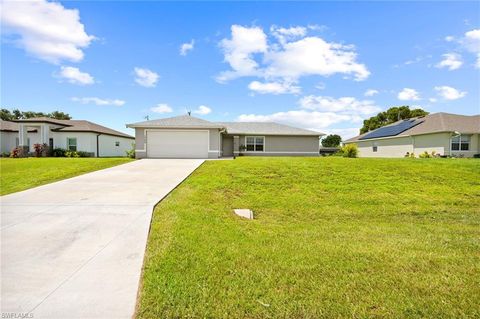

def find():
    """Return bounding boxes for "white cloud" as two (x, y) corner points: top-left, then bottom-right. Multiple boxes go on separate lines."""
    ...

(436, 53), (463, 70)
(463, 29), (480, 53)
(1, 0), (95, 64)
(434, 86), (467, 100)
(193, 105), (212, 115)
(71, 97), (125, 106)
(299, 95), (381, 115)
(270, 25), (307, 45)
(445, 35), (455, 42)
(57, 66), (94, 85)
(237, 110), (352, 132)
(463, 29), (480, 68)
(315, 82), (326, 90)
(364, 89), (379, 97)
(248, 80), (301, 95)
(150, 103), (173, 113)
(429, 97), (437, 103)
(264, 36), (370, 81)
(397, 88), (420, 101)
(217, 24), (370, 90)
(216, 25), (268, 82)
(180, 40), (195, 56)
(134, 67), (159, 87)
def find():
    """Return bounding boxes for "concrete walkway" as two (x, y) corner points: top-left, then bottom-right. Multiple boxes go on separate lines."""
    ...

(1, 159), (204, 319)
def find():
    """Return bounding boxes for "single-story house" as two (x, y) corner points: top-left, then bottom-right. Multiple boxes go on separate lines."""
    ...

(344, 112), (480, 158)
(0, 117), (134, 157)
(126, 115), (323, 159)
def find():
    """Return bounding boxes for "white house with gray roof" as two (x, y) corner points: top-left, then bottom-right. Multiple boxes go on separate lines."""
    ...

(344, 112), (480, 158)
(126, 115), (323, 158)
(0, 118), (134, 157)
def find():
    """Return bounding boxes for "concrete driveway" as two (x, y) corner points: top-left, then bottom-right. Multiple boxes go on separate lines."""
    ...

(1, 159), (204, 319)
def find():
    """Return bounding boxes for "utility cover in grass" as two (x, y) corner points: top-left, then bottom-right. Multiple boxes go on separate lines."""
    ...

(233, 209), (254, 219)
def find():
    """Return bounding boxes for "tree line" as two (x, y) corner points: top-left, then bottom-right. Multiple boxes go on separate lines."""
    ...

(0, 109), (72, 121)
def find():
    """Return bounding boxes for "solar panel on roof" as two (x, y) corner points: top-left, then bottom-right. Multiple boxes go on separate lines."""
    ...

(359, 119), (424, 140)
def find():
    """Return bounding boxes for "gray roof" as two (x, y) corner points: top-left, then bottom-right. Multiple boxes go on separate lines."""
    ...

(345, 112), (480, 143)
(127, 115), (323, 136)
(127, 115), (224, 129)
(219, 122), (322, 136)
(4, 118), (133, 139)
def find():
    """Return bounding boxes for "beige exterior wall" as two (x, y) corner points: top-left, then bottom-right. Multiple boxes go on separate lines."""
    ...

(355, 136), (413, 158)
(134, 127), (222, 159)
(412, 133), (450, 156)
(350, 132), (480, 158)
(236, 134), (320, 156)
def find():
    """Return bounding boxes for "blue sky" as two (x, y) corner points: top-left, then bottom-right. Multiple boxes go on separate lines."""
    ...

(2, 1), (479, 138)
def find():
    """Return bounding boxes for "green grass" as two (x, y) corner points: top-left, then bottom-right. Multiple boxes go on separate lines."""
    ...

(137, 157), (480, 318)
(0, 157), (133, 195)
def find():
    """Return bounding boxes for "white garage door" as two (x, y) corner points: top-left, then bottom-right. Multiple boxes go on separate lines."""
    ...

(147, 130), (209, 158)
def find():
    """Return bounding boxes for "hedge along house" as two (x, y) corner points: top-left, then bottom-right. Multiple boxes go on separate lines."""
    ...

(344, 112), (480, 158)
(126, 115), (323, 159)
(0, 118), (134, 157)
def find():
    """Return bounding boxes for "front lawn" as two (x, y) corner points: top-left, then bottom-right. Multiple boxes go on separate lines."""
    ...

(138, 157), (480, 318)
(0, 157), (133, 195)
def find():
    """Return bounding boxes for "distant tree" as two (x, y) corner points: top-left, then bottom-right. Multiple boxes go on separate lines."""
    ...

(0, 109), (72, 120)
(321, 134), (342, 147)
(360, 106), (428, 134)
(49, 111), (72, 120)
(1, 109), (14, 121)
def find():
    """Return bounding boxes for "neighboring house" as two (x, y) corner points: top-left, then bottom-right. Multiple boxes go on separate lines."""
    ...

(0, 118), (134, 157)
(344, 112), (480, 158)
(126, 115), (323, 158)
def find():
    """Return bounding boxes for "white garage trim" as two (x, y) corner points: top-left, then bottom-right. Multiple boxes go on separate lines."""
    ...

(145, 129), (210, 158)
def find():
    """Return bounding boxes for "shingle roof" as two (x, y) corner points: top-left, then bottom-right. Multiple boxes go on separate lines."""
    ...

(4, 118), (133, 139)
(126, 115), (224, 128)
(127, 115), (323, 136)
(345, 112), (480, 143)
(52, 120), (134, 139)
(219, 122), (323, 136)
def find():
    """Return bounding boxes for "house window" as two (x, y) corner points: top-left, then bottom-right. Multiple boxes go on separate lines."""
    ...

(246, 136), (264, 152)
(451, 135), (470, 151)
(372, 142), (378, 152)
(115, 141), (120, 147)
(67, 138), (77, 151)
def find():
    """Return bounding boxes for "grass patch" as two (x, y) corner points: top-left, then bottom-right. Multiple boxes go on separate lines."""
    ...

(138, 157), (480, 318)
(0, 157), (133, 195)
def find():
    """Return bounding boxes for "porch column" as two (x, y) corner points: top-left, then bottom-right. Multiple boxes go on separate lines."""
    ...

(233, 135), (240, 156)
(18, 124), (29, 155)
(18, 124), (28, 146)
(40, 124), (50, 144)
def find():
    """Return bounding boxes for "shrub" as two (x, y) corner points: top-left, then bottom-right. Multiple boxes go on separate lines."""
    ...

(419, 151), (438, 158)
(33, 143), (48, 157)
(10, 147), (25, 158)
(341, 144), (358, 158)
(1, 152), (10, 157)
(77, 151), (92, 157)
(52, 148), (67, 157)
(474, 154), (480, 158)
(65, 151), (80, 158)
(126, 149), (135, 159)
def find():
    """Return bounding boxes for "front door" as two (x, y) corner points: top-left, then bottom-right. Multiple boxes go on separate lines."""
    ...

(222, 135), (234, 157)
(49, 138), (54, 149)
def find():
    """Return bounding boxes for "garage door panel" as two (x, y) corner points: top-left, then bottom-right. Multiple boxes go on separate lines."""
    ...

(147, 131), (209, 158)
